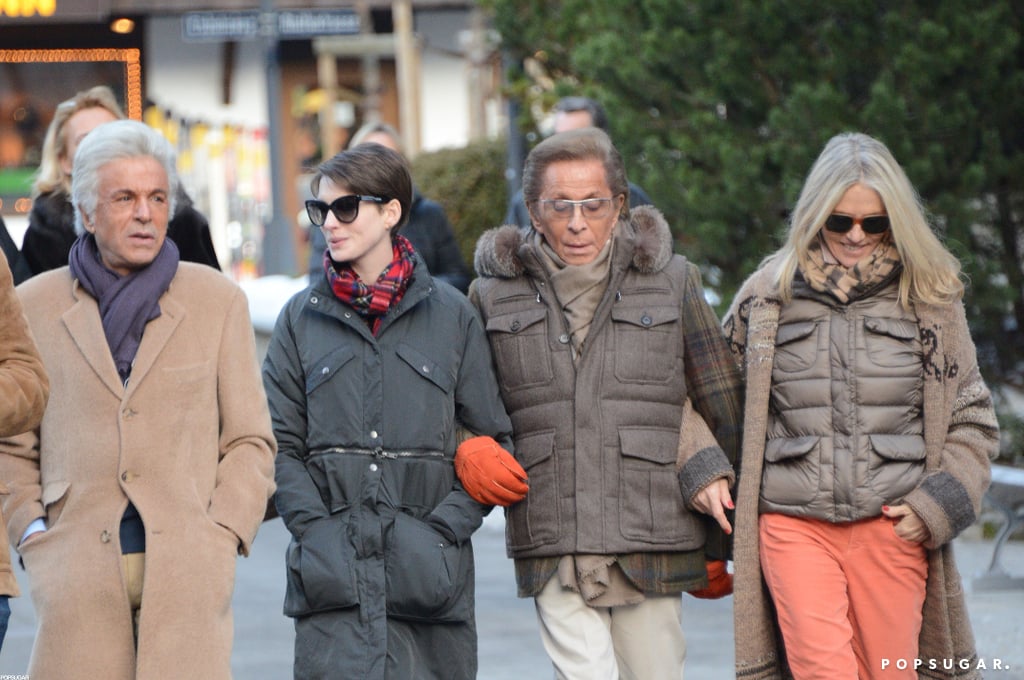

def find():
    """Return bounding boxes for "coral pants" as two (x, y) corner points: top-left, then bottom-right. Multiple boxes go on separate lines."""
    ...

(759, 513), (928, 679)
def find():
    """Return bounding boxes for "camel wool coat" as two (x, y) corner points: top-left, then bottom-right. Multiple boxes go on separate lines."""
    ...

(0, 263), (276, 680)
(0, 253), (48, 597)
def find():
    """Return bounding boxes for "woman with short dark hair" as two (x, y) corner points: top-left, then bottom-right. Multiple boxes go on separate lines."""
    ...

(264, 142), (514, 679)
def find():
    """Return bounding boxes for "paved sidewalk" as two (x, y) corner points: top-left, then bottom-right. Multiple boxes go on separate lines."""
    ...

(1, 514), (1021, 678)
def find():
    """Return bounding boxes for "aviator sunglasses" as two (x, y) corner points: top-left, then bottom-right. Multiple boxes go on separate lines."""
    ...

(306, 195), (388, 227)
(824, 214), (891, 235)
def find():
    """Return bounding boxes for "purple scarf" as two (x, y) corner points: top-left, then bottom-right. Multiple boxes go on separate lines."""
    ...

(69, 233), (180, 384)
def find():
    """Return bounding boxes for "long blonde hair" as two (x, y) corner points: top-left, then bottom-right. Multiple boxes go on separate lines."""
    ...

(773, 132), (963, 306)
(33, 85), (125, 197)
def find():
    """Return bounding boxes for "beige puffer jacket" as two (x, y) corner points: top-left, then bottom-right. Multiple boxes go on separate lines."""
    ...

(760, 277), (924, 521)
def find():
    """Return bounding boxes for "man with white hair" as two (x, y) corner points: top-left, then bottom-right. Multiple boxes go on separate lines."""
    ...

(0, 119), (275, 680)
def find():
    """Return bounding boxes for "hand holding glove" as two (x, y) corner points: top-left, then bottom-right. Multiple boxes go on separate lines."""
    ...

(688, 560), (733, 599)
(454, 436), (528, 506)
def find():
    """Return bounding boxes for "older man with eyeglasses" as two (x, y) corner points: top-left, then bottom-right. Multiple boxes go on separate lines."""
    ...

(463, 127), (743, 680)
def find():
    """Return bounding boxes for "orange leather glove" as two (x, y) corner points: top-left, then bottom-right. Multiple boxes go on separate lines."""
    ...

(688, 560), (733, 599)
(454, 436), (528, 506)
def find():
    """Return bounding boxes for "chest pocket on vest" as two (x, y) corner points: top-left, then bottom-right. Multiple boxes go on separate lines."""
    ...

(485, 307), (552, 392)
(610, 305), (679, 384)
(773, 321), (820, 374)
(861, 317), (921, 370)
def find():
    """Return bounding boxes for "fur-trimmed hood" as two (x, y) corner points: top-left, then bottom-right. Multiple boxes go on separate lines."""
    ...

(473, 204), (674, 278)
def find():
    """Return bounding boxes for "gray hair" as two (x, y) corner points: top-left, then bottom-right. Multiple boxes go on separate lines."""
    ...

(71, 120), (179, 235)
(348, 121), (404, 155)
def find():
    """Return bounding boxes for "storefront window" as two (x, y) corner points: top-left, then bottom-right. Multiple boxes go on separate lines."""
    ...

(0, 47), (141, 215)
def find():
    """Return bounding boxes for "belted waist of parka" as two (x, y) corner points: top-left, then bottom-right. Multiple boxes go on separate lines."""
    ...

(306, 446), (448, 461)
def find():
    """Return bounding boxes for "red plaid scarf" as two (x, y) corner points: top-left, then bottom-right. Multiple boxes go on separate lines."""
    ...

(325, 234), (416, 335)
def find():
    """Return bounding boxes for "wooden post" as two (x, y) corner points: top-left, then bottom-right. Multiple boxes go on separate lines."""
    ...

(357, 0), (381, 125)
(465, 6), (486, 141)
(317, 51), (339, 159)
(392, 0), (420, 156)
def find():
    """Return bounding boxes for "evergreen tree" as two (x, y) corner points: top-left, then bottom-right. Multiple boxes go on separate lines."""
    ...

(484, 0), (1024, 383)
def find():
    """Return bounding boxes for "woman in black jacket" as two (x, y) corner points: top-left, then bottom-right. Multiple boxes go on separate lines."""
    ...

(17, 85), (219, 283)
(263, 142), (514, 680)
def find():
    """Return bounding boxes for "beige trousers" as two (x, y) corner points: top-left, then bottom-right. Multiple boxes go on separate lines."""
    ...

(533, 573), (686, 680)
(123, 552), (145, 645)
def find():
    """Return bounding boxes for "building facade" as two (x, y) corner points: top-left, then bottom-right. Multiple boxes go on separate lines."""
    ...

(0, 0), (503, 276)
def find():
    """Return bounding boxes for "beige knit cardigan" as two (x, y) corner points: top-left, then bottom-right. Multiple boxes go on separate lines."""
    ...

(724, 262), (999, 680)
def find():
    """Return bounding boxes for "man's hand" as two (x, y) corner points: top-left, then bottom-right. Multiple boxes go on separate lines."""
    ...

(455, 436), (528, 506)
(691, 477), (733, 535)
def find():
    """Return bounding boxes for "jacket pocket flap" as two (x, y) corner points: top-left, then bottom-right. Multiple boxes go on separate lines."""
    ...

(775, 321), (818, 346)
(619, 427), (680, 465)
(42, 480), (71, 506)
(610, 305), (678, 329)
(868, 434), (926, 461)
(515, 429), (555, 470)
(396, 343), (456, 393)
(306, 345), (357, 393)
(863, 317), (918, 340)
(764, 436), (819, 463)
(485, 307), (547, 335)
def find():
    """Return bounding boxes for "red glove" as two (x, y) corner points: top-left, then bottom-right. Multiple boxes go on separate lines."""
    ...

(688, 560), (733, 599)
(455, 436), (528, 506)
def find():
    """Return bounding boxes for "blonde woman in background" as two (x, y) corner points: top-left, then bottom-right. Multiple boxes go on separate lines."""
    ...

(18, 85), (219, 281)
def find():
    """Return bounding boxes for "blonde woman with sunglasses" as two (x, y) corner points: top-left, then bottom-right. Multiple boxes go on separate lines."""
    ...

(725, 132), (998, 679)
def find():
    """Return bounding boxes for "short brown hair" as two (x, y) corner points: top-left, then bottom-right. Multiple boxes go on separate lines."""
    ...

(522, 127), (630, 221)
(310, 143), (413, 232)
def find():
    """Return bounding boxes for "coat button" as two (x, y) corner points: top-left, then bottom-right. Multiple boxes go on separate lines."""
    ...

(321, 366), (329, 375)
(100, 530), (111, 543)
(641, 315), (652, 326)
(369, 463), (378, 472)
(370, 430), (378, 439)
(558, 334), (570, 344)
(510, 320), (521, 331)
(421, 365), (430, 373)
(121, 471), (136, 483)
(310, 296), (319, 304)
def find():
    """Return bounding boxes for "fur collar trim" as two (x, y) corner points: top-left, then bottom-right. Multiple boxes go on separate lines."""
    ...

(473, 205), (674, 278)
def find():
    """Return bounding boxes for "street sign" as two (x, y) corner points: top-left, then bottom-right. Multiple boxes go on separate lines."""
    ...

(182, 11), (260, 42)
(182, 9), (359, 43)
(277, 9), (359, 38)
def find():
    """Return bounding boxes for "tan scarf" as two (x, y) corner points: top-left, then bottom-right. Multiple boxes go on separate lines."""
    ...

(534, 231), (613, 361)
(800, 234), (901, 303)
(533, 231), (644, 607)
